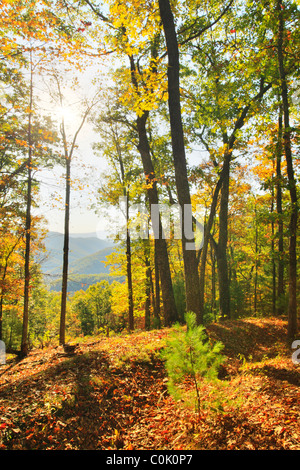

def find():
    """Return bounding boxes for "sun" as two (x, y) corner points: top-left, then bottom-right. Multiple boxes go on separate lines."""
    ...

(54, 106), (74, 123)
(53, 104), (83, 135)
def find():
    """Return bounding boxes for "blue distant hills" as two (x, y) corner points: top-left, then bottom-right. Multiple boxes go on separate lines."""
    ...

(40, 232), (123, 292)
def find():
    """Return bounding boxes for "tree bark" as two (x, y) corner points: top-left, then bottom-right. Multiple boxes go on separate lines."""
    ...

(136, 112), (178, 326)
(125, 193), (134, 331)
(277, 0), (298, 340)
(276, 105), (285, 315)
(56, 77), (93, 345)
(208, 79), (272, 322)
(199, 172), (224, 320)
(59, 154), (70, 345)
(216, 151), (231, 319)
(21, 54), (34, 357)
(271, 181), (276, 316)
(254, 203), (258, 315)
(127, 49), (178, 327)
(112, 126), (135, 332)
(0, 237), (21, 341)
(154, 238), (161, 328)
(158, 0), (202, 324)
(210, 237), (217, 321)
(143, 238), (151, 330)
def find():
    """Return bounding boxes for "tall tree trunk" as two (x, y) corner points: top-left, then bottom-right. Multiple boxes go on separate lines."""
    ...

(127, 51), (178, 327)
(0, 267), (6, 341)
(21, 54), (34, 357)
(276, 105), (285, 315)
(154, 238), (161, 328)
(113, 128), (135, 332)
(59, 155), (70, 345)
(199, 173), (224, 320)
(55, 74), (92, 345)
(126, 192), (134, 331)
(158, 0), (202, 324)
(277, 0), (298, 340)
(210, 238), (217, 321)
(199, 78), (272, 322)
(0, 296), (3, 341)
(214, 79), (273, 322)
(254, 203), (258, 316)
(0, 239), (20, 340)
(136, 113), (178, 326)
(216, 151), (231, 319)
(271, 185), (276, 316)
(21, 131), (32, 356)
(144, 238), (151, 330)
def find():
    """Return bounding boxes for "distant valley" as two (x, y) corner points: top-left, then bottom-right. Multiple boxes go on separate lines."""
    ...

(40, 232), (123, 292)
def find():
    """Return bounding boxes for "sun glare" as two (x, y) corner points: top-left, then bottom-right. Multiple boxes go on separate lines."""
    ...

(53, 104), (83, 134)
(55, 106), (74, 123)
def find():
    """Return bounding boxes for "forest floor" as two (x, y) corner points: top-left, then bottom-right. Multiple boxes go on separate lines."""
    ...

(0, 316), (300, 451)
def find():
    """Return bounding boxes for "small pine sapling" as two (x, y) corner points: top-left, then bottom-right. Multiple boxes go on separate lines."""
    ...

(162, 312), (224, 414)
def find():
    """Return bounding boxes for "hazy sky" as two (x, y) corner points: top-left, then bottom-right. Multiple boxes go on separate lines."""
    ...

(36, 122), (109, 237)
(34, 63), (206, 240)
(34, 65), (112, 238)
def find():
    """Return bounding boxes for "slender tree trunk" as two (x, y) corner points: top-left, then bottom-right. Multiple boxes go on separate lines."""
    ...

(216, 151), (231, 319)
(158, 0), (202, 324)
(276, 105), (285, 315)
(277, 0), (298, 340)
(210, 238), (217, 321)
(126, 192), (134, 331)
(21, 148), (32, 356)
(126, 229), (134, 332)
(55, 75), (93, 345)
(21, 55), (34, 357)
(198, 77), (272, 322)
(214, 79), (273, 322)
(154, 238), (161, 328)
(59, 155), (70, 345)
(0, 298), (3, 343)
(254, 203), (258, 315)
(0, 246), (16, 340)
(59, 96), (71, 346)
(271, 187), (276, 316)
(199, 173), (224, 320)
(112, 127), (135, 332)
(127, 51), (178, 327)
(144, 238), (151, 330)
(136, 113), (178, 326)
(0, 294), (4, 341)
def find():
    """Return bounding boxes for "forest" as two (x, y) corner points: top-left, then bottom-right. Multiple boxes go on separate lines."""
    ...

(0, 0), (300, 452)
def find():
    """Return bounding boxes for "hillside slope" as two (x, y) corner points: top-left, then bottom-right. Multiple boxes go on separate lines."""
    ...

(70, 247), (114, 275)
(0, 317), (299, 450)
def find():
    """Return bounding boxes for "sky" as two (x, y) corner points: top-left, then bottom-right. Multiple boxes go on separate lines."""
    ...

(34, 65), (113, 239)
(33, 63), (208, 241)
(36, 122), (110, 238)
(35, 118), (207, 240)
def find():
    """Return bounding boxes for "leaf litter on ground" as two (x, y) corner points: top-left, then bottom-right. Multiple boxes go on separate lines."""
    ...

(0, 317), (300, 450)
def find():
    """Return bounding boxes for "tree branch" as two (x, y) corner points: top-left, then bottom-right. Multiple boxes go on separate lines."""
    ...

(179, 0), (234, 46)
(81, 0), (110, 23)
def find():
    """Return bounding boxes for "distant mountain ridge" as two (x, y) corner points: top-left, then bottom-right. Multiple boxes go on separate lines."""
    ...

(70, 246), (114, 275)
(41, 232), (115, 289)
